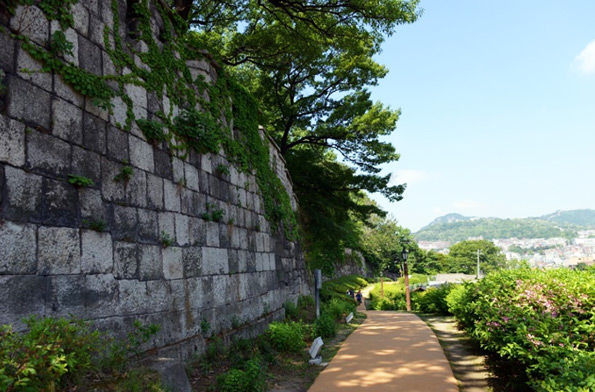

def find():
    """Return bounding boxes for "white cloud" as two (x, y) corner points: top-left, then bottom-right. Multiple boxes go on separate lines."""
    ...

(389, 169), (429, 186)
(573, 39), (595, 74)
(453, 200), (484, 212)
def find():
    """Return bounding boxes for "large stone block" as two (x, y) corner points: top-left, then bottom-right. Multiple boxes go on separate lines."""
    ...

(158, 211), (175, 242)
(118, 279), (149, 315)
(0, 221), (37, 274)
(189, 217), (206, 246)
(184, 162), (199, 192)
(16, 45), (52, 92)
(126, 169), (147, 207)
(138, 208), (159, 244)
(78, 36), (102, 76)
(79, 187), (107, 223)
(81, 230), (113, 273)
(52, 98), (83, 144)
(184, 276), (204, 310)
(53, 73), (84, 108)
(38, 227), (81, 274)
(83, 112), (107, 154)
(175, 213), (191, 246)
(138, 244), (163, 281)
(107, 125), (130, 161)
(83, 274), (118, 317)
(27, 130), (71, 176)
(124, 83), (148, 118)
(0, 114), (26, 166)
(200, 276), (214, 309)
(206, 222), (220, 247)
(7, 76), (51, 130)
(182, 247), (202, 278)
(114, 241), (138, 279)
(2, 166), (43, 222)
(180, 188), (199, 216)
(72, 146), (101, 185)
(41, 177), (78, 226)
(163, 246), (183, 280)
(71, 1), (89, 36)
(50, 23), (78, 65)
(109, 96), (128, 128)
(101, 158), (126, 202)
(89, 14), (106, 49)
(48, 275), (85, 317)
(146, 280), (173, 313)
(0, 276), (48, 327)
(130, 135), (154, 172)
(164, 179), (181, 212)
(154, 148), (172, 179)
(112, 205), (137, 241)
(147, 173), (164, 209)
(212, 275), (231, 307)
(10, 5), (49, 47)
(202, 247), (229, 275)
(0, 31), (16, 72)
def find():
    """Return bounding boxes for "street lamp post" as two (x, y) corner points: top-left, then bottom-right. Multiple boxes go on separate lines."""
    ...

(402, 248), (411, 312)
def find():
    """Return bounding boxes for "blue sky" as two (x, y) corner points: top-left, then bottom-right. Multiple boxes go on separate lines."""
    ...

(369, 1), (595, 232)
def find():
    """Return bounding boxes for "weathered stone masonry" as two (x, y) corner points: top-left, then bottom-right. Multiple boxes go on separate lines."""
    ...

(0, 1), (309, 359)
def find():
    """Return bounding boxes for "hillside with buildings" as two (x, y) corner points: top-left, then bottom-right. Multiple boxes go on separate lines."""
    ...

(416, 210), (595, 269)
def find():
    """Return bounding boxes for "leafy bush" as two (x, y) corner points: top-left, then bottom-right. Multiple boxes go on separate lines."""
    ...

(314, 313), (336, 339)
(218, 358), (266, 392)
(284, 300), (298, 320)
(0, 316), (100, 391)
(448, 268), (595, 391)
(323, 297), (356, 321)
(368, 282), (406, 310)
(268, 322), (306, 353)
(0, 315), (163, 391)
(412, 284), (454, 315)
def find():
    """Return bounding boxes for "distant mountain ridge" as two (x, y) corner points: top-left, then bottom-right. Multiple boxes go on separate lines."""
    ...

(415, 209), (595, 242)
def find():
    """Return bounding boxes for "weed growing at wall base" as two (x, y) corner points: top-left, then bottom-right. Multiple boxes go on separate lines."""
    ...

(0, 316), (163, 391)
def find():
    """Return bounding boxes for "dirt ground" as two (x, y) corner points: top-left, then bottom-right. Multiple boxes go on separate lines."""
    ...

(418, 315), (494, 392)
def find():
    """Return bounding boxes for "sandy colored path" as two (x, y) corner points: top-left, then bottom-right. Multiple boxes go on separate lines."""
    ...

(309, 298), (458, 391)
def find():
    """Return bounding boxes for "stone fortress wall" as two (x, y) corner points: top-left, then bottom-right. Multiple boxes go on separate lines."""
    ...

(0, 0), (309, 359)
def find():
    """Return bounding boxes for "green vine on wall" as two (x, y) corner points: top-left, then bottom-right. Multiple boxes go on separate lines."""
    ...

(5, 0), (297, 238)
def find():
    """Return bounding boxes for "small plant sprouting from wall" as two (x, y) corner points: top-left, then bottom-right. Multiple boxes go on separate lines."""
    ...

(200, 319), (210, 336)
(113, 163), (133, 183)
(68, 174), (95, 188)
(161, 231), (174, 248)
(201, 202), (224, 222)
(216, 163), (230, 177)
(83, 218), (107, 232)
(136, 118), (167, 144)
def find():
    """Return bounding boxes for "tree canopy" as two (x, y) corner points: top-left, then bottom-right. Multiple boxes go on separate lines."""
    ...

(171, 0), (420, 271)
(446, 240), (508, 275)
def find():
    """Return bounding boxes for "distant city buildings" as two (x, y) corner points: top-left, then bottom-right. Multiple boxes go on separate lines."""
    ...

(418, 230), (595, 269)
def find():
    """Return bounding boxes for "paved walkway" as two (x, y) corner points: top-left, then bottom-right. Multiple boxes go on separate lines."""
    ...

(308, 288), (458, 392)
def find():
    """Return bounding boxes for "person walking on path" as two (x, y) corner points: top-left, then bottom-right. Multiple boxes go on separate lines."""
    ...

(309, 292), (458, 392)
(355, 290), (362, 305)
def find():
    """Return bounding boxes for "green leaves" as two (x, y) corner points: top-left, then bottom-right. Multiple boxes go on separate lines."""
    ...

(448, 268), (595, 391)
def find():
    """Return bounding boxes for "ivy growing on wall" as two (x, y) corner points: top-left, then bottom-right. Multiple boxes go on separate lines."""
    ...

(5, 0), (297, 237)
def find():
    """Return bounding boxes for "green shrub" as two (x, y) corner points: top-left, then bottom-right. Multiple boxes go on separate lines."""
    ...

(368, 282), (406, 310)
(447, 268), (595, 391)
(218, 358), (266, 392)
(412, 284), (454, 315)
(323, 297), (355, 321)
(283, 300), (298, 320)
(268, 322), (306, 353)
(314, 313), (336, 339)
(68, 174), (95, 187)
(0, 316), (101, 391)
